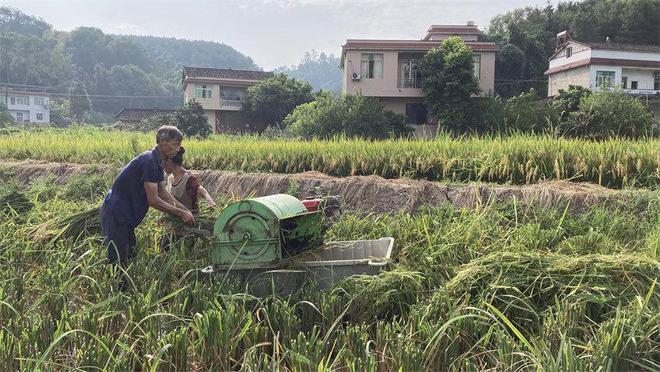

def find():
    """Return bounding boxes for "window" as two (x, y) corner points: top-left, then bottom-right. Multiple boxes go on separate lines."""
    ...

(654, 71), (660, 90)
(631, 81), (638, 89)
(473, 54), (481, 79)
(195, 85), (213, 99)
(14, 96), (29, 105)
(34, 97), (45, 106)
(361, 53), (383, 79)
(565, 47), (572, 58)
(36, 113), (43, 121)
(405, 103), (428, 125)
(595, 71), (615, 88)
(400, 59), (422, 88)
(15, 113), (22, 122)
(9, 97), (15, 105)
(621, 76), (628, 89)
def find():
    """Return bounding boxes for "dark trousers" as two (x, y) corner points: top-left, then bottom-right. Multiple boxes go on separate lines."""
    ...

(100, 203), (137, 266)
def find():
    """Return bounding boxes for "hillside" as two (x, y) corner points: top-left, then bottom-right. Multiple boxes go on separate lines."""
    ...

(0, 7), (260, 117)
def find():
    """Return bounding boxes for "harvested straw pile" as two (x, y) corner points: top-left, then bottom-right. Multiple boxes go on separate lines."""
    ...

(30, 206), (101, 243)
(446, 252), (659, 308)
(0, 189), (33, 214)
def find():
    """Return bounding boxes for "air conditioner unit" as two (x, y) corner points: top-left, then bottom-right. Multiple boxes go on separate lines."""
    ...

(352, 72), (361, 81)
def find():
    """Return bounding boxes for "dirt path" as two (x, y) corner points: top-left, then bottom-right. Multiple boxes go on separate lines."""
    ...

(1, 159), (651, 214)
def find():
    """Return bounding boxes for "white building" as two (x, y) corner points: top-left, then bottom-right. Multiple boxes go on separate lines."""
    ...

(545, 31), (660, 98)
(4, 90), (50, 124)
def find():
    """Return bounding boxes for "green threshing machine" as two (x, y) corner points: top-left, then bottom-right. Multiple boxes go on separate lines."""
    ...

(197, 194), (393, 293)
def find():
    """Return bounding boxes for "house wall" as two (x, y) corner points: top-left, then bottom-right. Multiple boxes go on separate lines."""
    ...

(184, 83), (221, 110)
(621, 68), (657, 90)
(203, 110), (216, 131)
(342, 50), (496, 97)
(547, 66), (591, 96)
(549, 42), (592, 69)
(590, 49), (660, 63)
(6, 94), (50, 124)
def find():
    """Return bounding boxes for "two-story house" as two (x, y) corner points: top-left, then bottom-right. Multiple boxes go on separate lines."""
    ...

(4, 90), (50, 124)
(341, 24), (498, 135)
(545, 31), (660, 98)
(182, 67), (273, 132)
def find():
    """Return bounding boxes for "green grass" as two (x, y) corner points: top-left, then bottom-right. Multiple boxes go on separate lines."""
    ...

(0, 127), (658, 188)
(0, 176), (658, 370)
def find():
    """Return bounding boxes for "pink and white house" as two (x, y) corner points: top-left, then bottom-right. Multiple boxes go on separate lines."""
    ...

(341, 24), (498, 135)
(545, 31), (660, 98)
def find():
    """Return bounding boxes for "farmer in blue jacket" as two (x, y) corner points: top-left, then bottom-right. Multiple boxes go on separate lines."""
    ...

(100, 125), (194, 267)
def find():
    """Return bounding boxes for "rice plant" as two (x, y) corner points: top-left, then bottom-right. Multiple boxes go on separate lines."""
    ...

(0, 127), (657, 188)
(0, 143), (658, 370)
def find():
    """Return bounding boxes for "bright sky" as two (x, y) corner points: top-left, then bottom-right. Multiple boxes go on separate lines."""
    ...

(6, 0), (558, 69)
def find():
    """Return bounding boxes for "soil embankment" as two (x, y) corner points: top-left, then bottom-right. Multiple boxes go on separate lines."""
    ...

(2, 160), (650, 214)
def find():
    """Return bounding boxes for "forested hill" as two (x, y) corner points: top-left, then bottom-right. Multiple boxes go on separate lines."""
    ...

(127, 35), (258, 75)
(0, 7), (259, 117)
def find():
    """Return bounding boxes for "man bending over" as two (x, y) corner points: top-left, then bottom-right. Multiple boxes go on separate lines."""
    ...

(101, 125), (194, 266)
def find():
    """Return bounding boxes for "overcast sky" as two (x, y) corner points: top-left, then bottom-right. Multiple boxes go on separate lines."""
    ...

(6, 0), (558, 69)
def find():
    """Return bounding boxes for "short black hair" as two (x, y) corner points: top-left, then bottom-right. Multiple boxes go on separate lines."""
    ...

(156, 125), (183, 143)
(170, 146), (185, 165)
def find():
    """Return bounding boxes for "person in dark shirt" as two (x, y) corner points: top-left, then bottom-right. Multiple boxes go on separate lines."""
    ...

(100, 125), (194, 267)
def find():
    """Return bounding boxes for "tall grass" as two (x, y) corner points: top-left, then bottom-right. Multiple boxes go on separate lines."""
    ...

(0, 175), (658, 370)
(0, 128), (658, 188)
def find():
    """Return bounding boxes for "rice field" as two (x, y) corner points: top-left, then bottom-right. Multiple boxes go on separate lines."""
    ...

(0, 174), (658, 370)
(0, 128), (658, 188)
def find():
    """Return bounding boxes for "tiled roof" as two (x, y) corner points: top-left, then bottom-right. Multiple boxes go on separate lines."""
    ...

(342, 39), (499, 52)
(113, 108), (175, 122)
(182, 67), (273, 81)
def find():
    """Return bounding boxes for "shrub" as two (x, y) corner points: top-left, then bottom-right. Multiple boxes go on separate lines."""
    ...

(564, 90), (654, 139)
(111, 113), (173, 132)
(551, 85), (592, 123)
(502, 89), (555, 133)
(466, 96), (505, 133)
(285, 93), (412, 139)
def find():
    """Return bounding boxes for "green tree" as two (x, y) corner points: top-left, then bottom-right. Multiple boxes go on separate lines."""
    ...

(243, 73), (315, 128)
(418, 37), (480, 132)
(69, 80), (92, 123)
(275, 50), (342, 92)
(175, 100), (211, 138)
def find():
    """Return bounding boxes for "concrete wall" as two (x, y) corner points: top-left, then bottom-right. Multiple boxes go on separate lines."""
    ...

(477, 52), (496, 95)
(203, 110), (217, 131)
(621, 68), (657, 90)
(6, 94), (50, 124)
(342, 50), (496, 97)
(184, 83), (221, 110)
(547, 66), (591, 96)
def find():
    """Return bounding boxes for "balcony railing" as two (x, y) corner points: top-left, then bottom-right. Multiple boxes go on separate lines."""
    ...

(219, 99), (243, 110)
(398, 78), (424, 89)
